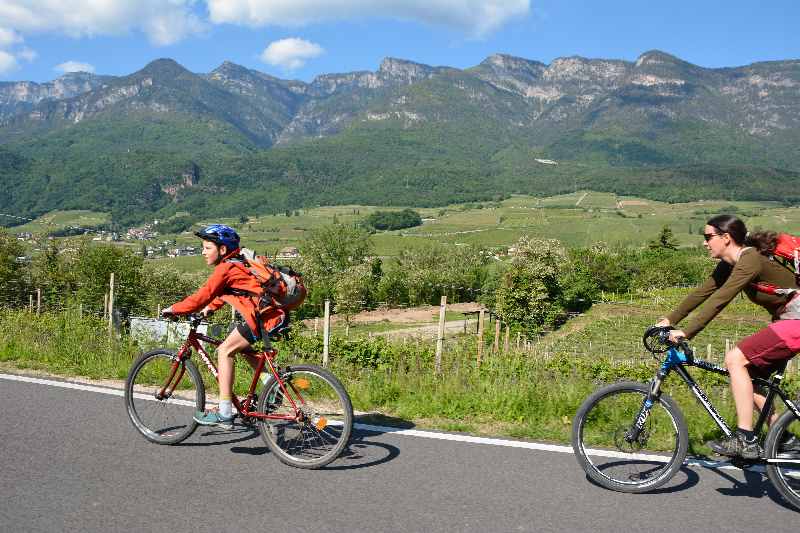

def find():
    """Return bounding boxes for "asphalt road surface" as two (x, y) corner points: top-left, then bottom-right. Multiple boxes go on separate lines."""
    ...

(1, 374), (798, 532)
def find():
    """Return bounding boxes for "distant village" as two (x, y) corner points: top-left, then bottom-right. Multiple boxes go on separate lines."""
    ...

(14, 219), (303, 262)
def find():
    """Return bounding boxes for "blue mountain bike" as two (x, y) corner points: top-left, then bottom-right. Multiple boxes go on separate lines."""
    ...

(571, 326), (800, 510)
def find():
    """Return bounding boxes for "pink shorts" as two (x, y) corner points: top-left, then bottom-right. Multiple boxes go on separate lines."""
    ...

(737, 321), (800, 377)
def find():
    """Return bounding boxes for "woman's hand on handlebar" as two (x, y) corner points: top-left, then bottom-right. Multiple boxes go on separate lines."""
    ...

(668, 329), (687, 345)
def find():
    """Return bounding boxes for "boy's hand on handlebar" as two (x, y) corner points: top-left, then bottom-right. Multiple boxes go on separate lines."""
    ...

(160, 306), (178, 320)
(655, 318), (671, 328)
(200, 307), (214, 318)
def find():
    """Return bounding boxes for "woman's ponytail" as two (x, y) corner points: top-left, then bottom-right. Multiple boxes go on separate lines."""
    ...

(745, 230), (778, 256)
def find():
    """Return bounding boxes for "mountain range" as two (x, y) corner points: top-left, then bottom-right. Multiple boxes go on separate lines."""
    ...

(1, 50), (799, 226)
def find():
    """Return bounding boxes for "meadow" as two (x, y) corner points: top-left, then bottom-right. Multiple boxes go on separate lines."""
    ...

(11, 192), (800, 274)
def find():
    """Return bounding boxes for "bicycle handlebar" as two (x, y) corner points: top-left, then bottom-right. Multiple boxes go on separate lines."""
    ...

(642, 325), (693, 357)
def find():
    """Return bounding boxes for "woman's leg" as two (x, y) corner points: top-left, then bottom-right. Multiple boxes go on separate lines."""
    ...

(725, 347), (755, 431)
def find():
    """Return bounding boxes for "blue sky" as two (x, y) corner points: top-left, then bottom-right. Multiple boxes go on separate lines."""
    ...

(1, 1), (798, 83)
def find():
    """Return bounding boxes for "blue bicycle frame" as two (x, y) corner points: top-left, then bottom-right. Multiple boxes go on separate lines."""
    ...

(628, 345), (800, 446)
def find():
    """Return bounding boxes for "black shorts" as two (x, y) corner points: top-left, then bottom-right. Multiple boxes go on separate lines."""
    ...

(235, 322), (260, 344)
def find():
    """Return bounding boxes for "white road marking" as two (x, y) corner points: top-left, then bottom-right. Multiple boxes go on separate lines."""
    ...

(0, 373), (758, 471)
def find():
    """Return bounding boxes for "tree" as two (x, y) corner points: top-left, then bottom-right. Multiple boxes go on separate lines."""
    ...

(298, 223), (373, 312)
(494, 237), (570, 335)
(649, 225), (679, 251)
(334, 263), (373, 329)
(72, 244), (145, 315)
(0, 231), (29, 307)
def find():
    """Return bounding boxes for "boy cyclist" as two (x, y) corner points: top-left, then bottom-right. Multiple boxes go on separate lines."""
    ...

(161, 224), (291, 429)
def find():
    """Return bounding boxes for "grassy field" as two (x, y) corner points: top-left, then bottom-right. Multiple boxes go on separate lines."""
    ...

(9, 192), (800, 271)
(10, 210), (110, 234)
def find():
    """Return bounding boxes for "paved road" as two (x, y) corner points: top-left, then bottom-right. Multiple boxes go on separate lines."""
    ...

(1, 375), (798, 532)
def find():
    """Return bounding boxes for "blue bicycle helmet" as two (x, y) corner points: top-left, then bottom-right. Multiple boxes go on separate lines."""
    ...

(194, 224), (240, 251)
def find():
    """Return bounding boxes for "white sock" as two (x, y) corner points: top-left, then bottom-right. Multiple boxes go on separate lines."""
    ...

(219, 400), (232, 418)
(260, 374), (270, 386)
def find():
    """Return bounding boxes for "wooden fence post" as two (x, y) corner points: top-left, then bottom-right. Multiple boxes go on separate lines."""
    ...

(36, 288), (41, 315)
(477, 309), (485, 366)
(322, 299), (331, 367)
(516, 331), (521, 349)
(435, 295), (447, 374)
(29, 294), (33, 313)
(314, 317), (319, 336)
(108, 273), (115, 336)
(104, 292), (108, 320)
(503, 325), (510, 353)
(493, 317), (501, 354)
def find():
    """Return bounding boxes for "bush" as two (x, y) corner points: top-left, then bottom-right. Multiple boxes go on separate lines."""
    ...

(364, 209), (422, 231)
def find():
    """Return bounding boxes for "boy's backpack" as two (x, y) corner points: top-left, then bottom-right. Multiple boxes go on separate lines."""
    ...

(751, 233), (800, 296)
(230, 249), (306, 313)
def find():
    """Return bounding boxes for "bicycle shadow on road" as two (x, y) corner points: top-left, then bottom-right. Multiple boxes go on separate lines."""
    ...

(584, 463), (701, 494)
(175, 425), (261, 447)
(226, 416), (405, 470)
(701, 463), (798, 511)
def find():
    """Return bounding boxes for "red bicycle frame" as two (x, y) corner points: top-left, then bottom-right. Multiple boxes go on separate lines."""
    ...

(159, 316), (305, 422)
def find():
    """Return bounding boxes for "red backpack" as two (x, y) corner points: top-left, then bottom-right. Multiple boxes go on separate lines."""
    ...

(751, 233), (800, 296)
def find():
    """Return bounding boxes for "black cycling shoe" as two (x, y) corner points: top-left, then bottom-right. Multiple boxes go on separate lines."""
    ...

(708, 434), (762, 460)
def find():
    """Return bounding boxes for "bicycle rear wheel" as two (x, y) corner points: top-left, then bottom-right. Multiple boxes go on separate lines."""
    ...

(765, 408), (800, 511)
(125, 349), (205, 445)
(258, 364), (353, 469)
(572, 381), (688, 493)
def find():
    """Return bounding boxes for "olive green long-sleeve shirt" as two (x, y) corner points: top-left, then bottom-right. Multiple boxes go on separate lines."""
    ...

(666, 248), (798, 339)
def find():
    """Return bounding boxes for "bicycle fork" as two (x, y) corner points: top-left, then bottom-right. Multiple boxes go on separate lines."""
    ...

(626, 370), (667, 444)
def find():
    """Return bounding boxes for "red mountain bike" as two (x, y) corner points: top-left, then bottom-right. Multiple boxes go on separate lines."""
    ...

(124, 314), (353, 469)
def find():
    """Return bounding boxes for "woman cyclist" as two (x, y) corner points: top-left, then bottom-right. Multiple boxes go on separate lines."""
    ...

(161, 224), (289, 429)
(657, 214), (800, 459)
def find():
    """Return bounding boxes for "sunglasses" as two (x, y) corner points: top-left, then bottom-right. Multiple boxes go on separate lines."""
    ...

(703, 232), (724, 242)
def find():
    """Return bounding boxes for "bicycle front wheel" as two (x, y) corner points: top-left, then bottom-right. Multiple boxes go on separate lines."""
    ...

(125, 349), (205, 445)
(572, 381), (688, 493)
(258, 364), (353, 469)
(765, 408), (800, 511)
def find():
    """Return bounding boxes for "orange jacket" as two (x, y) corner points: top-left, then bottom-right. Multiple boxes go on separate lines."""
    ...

(171, 253), (267, 336)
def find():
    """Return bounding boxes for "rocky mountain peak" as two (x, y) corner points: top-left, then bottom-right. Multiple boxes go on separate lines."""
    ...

(634, 50), (688, 68)
(378, 57), (436, 82)
(480, 53), (546, 72)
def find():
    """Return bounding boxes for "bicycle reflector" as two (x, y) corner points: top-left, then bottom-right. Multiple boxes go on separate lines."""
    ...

(292, 378), (311, 390)
(314, 417), (328, 430)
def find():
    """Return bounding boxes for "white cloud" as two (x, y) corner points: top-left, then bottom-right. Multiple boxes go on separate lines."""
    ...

(0, 27), (23, 48)
(55, 61), (96, 74)
(207, 0), (530, 37)
(261, 38), (324, 70)
(0, 50), (18, 75)
(0, 1), (206, 46)
(17, 47), (37, 62)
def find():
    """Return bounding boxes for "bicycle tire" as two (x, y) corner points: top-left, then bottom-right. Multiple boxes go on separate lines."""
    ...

(125, 349), (205, 445)
(572, 381), (688, 493)
(257, 364), (353, 469)
(764, 408), (800, 511)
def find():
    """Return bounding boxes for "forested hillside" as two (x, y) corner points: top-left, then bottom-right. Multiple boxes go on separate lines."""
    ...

(1, 51), (799, 226)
